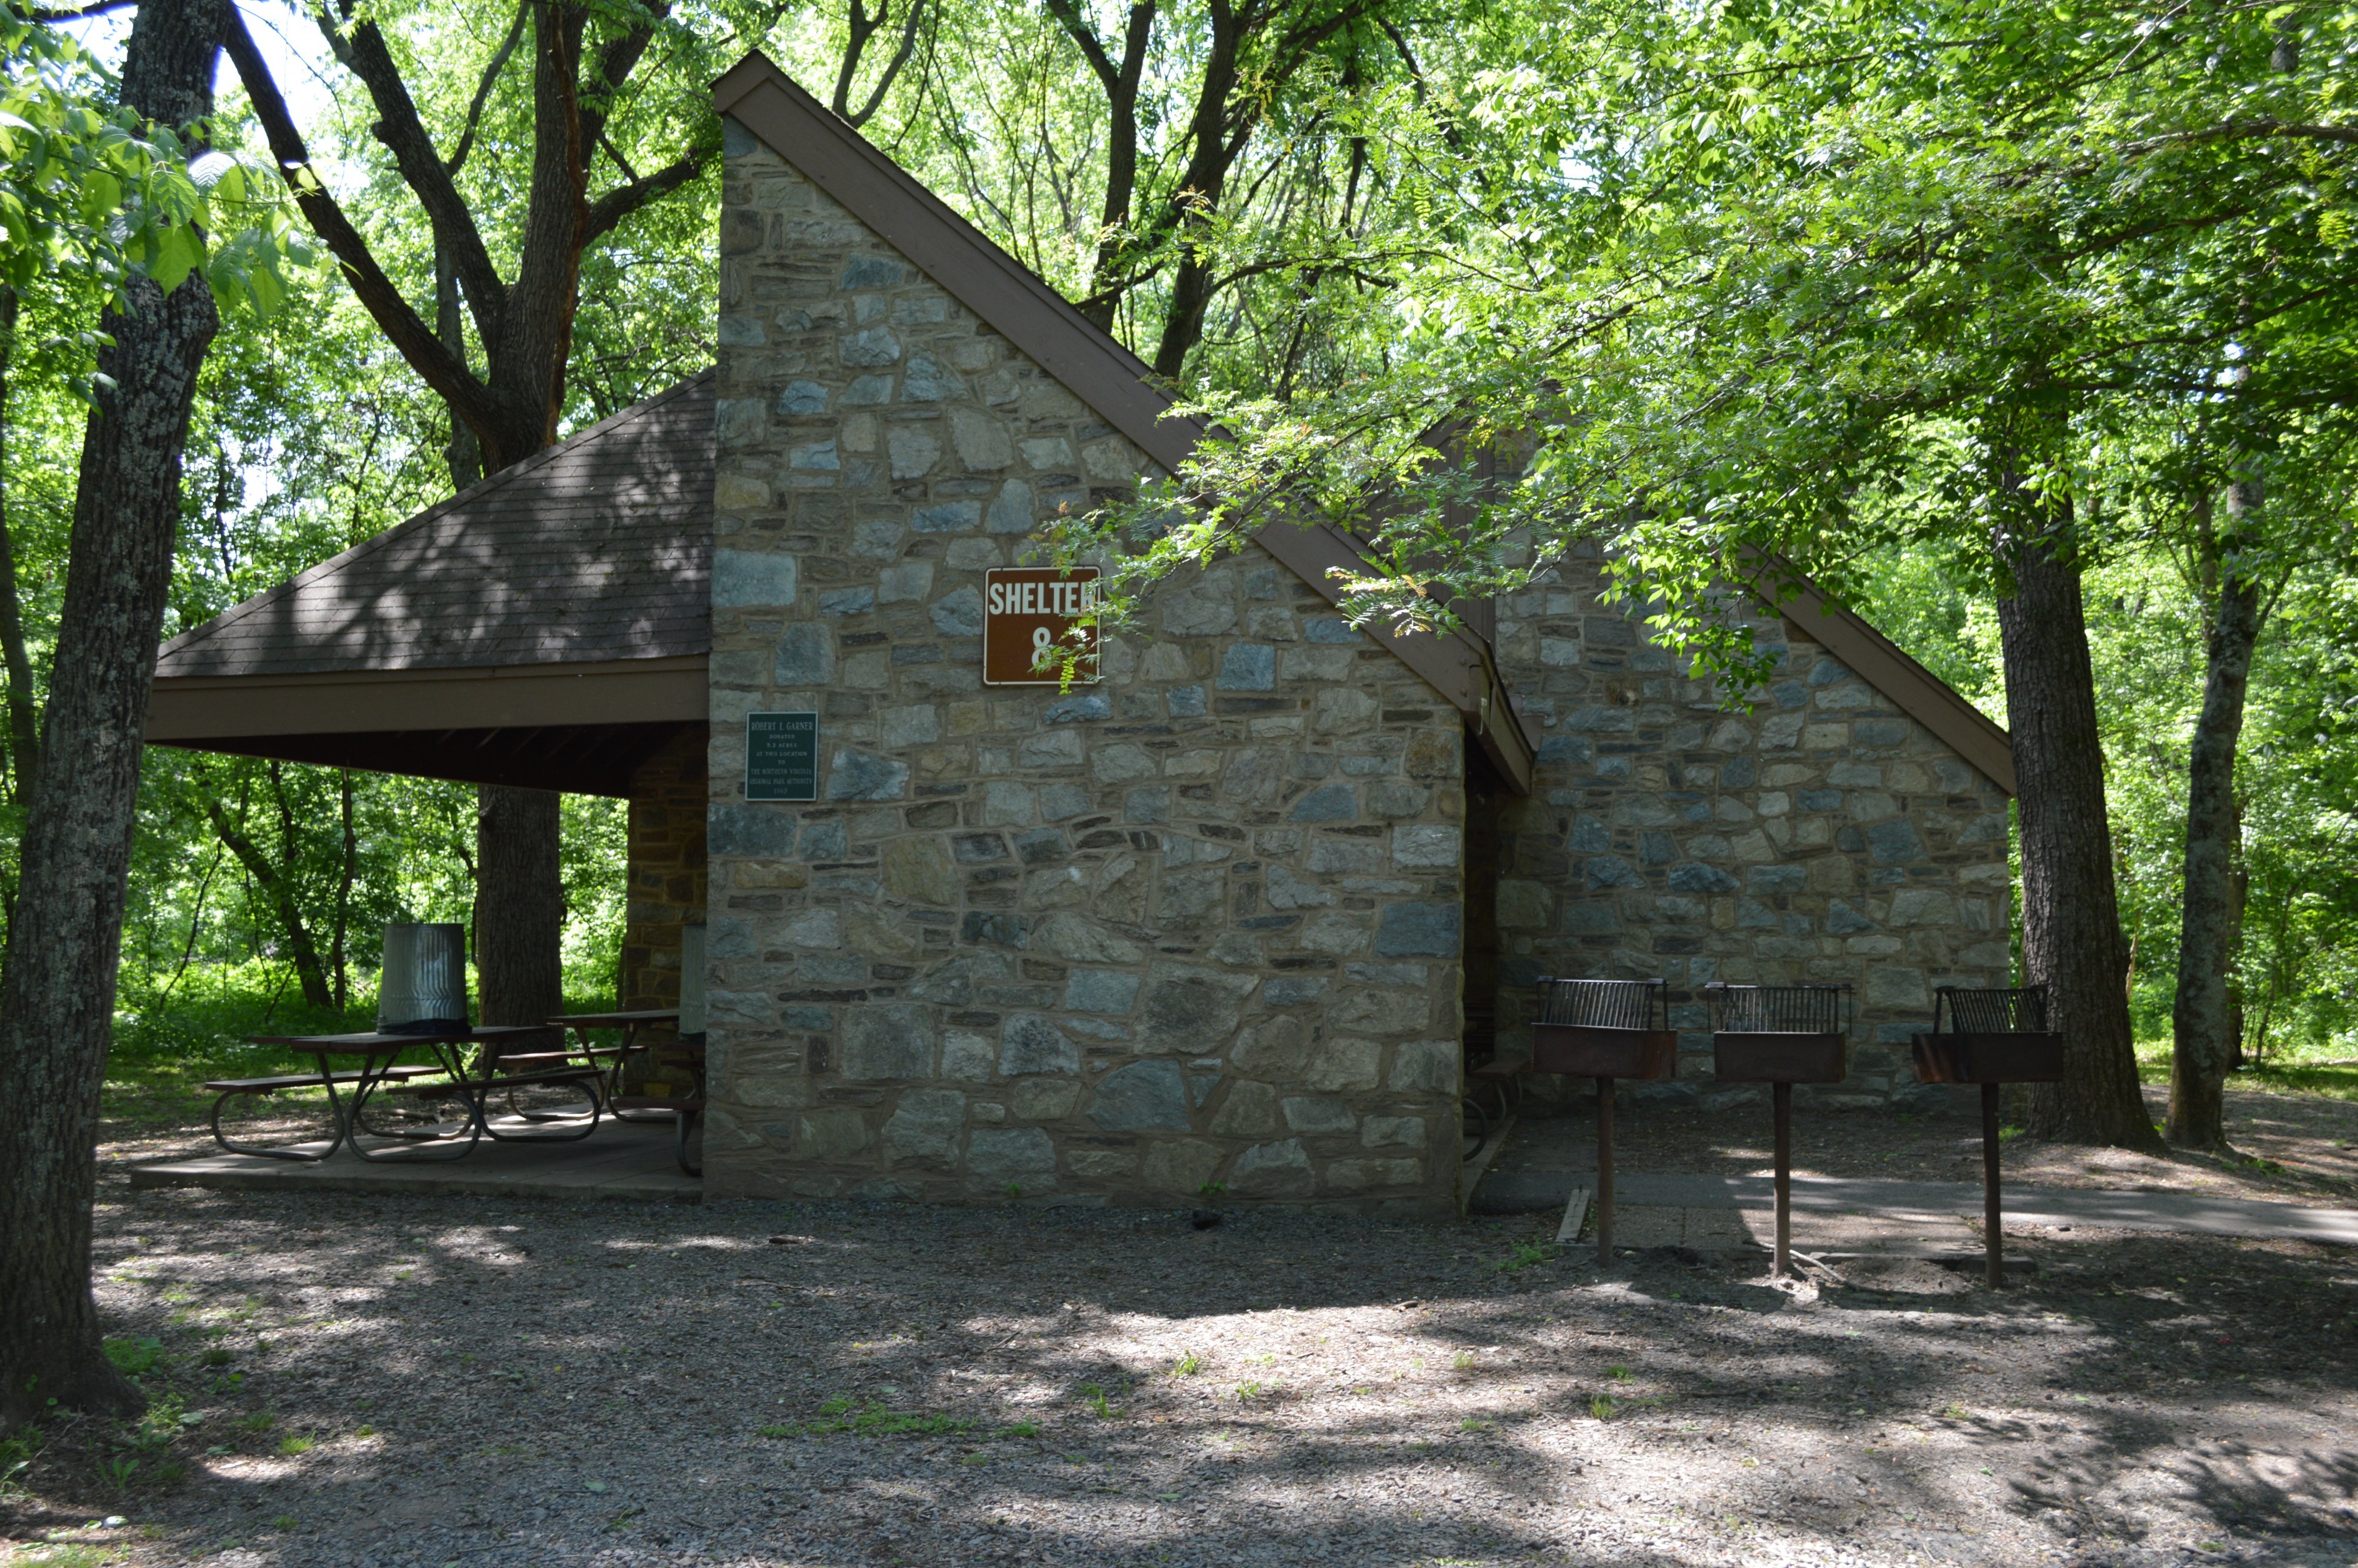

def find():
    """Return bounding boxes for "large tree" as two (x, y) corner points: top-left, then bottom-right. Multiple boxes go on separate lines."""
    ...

(0, 0), (227, 1427)
(218, 0), (937, 1027)
(1060, 0), (2358, 1148)
(219, 0), (732, 1028)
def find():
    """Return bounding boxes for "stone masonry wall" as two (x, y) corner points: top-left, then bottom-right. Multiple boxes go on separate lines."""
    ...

(1490, 546), (2014, 1106)
(621, 726), (709, 1013)
(702, 118), (1467, 1212)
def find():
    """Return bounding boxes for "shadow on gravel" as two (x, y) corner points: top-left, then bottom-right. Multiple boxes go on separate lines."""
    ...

(18, 1188), (2356, 1567)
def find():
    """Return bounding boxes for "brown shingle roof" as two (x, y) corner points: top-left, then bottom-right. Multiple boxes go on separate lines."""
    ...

(156, 372), (713, 679)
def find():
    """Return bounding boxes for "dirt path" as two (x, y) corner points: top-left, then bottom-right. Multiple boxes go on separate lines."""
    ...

(5, 1171), (2356, 1568)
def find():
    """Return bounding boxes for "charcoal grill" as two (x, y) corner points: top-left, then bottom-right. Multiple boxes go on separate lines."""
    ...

(1708, 981), (1851, 1277)
(1912, 986), (2065, 1287)
(1532, 978), (1675, 1264)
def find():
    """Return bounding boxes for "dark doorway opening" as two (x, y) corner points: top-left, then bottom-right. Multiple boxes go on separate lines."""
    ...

(1462, 744), (1506, 1077)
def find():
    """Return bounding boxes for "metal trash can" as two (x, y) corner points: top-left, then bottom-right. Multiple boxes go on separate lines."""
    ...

(377, 923), (470, 1033)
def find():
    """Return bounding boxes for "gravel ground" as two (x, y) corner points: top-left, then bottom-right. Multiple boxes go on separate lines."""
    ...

(6, 1177), (2358, 1568)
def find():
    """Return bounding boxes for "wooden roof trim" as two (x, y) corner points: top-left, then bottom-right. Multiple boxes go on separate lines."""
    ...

(713, 54), (1538, 792)
(1257, 518), (1535, 790)
(1768, 570), (2016, 796)
(148, 655), (709, 741)
(150, 722), (701, 799)
(156, 371), (714, 671)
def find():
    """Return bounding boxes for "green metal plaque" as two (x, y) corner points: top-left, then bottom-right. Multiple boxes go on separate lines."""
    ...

(745, 711), (819, 802)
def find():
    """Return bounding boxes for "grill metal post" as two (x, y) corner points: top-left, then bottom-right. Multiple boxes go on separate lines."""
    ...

(1529, 977), (1673, 1266)
(1596, 1076), (1615, 1266)
(1773, 1081), (1792, 1277)
(1912, 984), (2061, 1290)
(1982, 1081), (2003, 1289)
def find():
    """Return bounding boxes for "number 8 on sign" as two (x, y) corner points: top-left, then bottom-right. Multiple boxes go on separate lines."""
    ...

(982, 566), (1102, 686)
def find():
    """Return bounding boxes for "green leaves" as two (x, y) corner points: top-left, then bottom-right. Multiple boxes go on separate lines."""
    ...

(1048, 0), (2358, 691)
(0, 11), (312, 377)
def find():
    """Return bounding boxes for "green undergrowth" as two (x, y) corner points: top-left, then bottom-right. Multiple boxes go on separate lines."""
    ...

(99, 963), (621, 1137)
(2134, 1043), (2358, 1103)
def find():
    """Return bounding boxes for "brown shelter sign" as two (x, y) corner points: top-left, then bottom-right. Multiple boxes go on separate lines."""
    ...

(982, 567), (1101, 686)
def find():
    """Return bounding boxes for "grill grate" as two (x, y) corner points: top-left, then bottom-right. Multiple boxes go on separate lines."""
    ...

(1706, 982), (1849, 1035)
(1934, 985), (2049, 1035)
(1534, 977), (1666, 1032)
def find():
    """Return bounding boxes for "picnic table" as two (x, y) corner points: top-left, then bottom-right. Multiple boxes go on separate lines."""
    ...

(542, 1010), (702, 1176)
(611, 1035), (706, 1177)
(212, 1025), (599, 1163)
(532, 1009), (683, 1115)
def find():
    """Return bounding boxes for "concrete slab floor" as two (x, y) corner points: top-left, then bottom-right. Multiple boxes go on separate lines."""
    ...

(129, 1115), (699, 1203)
(1480, 1152), (2358, 1246)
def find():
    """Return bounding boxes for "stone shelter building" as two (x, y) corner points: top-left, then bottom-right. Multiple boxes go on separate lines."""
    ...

(146, 52), (2017, 1215)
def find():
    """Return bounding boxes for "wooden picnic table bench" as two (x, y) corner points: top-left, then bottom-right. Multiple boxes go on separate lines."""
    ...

(228, 1026), (582, 1164)
(542, 1009), (682, 1115)
(605, 1034), (706, 1177)
(204, 1065), (444, 1161)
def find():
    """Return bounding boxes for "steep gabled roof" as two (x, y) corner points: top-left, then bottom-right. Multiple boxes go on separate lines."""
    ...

(143, 374), (712, 795)
(712, 54), (2016, 797)
(712, 53), (1540, 791)
(1772, 574), (2014, 794)
(156, 372), (713, 680)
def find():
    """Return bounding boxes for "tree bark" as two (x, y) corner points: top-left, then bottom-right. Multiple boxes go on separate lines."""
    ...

(333, 769), (355, 1012)
(0, 288), (42, 802)
(2169, 522), (2263, 1148)
(1148, 0), (1244, 378)
(432, 242), (483, 491)
(1048, 0), (1155, 331)
(1992, 479), (2161, 1149)
(2225, 796), (2248, 1069)
(0, 0), (221, 1431)
(475, 785), (565, 1035)
(202, 782), (334, 1012)
(831, 0), (929, 128)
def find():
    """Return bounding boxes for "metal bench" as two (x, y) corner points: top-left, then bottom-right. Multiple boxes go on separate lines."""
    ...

(203, 1066), (443, 1159)
(610, 1036), (706, 1174)
(380, 1065), (604, 1141)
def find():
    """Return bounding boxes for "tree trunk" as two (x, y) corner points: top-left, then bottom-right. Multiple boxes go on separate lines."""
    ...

(1047, 0), (1155, 331)
(1993, 495), (2161, 1149)
(475, 785), (565, 1035)
(1153, 247), (1222, 381)
(432, 242), (483, 492)
(333, 769), (355, 1012)
(0, 287), (42, 802)
(202, 788), (334, 1011)
(430, 235), (567, 1040)
(0, 0), (221, 1431)
(2226, 808), (2248, 1069)
(2168, 550), (2262, 1148)
(1147, 0), (1243, 379)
